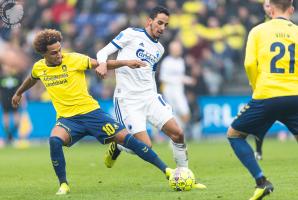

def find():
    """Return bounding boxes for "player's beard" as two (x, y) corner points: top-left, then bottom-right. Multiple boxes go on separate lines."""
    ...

(150, 24), (160, 40)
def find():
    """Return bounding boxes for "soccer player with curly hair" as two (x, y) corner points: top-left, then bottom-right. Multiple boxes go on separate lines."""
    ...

(12, 29), (173, 195)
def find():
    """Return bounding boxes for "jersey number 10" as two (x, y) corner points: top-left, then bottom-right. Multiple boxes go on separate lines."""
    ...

(270, 42), (295, 73)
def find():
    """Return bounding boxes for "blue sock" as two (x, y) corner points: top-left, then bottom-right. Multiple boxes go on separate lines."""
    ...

(228, 137), (263, 179)
(49, 137), (67, 185)
(123, 134), (167, 173)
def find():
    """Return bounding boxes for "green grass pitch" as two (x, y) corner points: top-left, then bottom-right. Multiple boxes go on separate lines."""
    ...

(0, 138), (297, 200)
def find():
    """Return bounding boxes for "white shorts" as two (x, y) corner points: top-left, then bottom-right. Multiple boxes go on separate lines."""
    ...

(163, 88), (190, 116)
(114, 94), (173, 134)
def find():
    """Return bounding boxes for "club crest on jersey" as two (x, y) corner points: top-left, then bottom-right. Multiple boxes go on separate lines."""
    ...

(62, 65), (67, 72)
(136, 49), (159, 66)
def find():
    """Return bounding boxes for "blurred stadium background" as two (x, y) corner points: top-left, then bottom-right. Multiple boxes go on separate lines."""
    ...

(0, 0), (298, 146)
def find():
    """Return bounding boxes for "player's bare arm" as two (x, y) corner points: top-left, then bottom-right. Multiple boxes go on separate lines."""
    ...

(12, 75), (38, 108)
(107, 60), (146, 69)
(92, 58), (146, 79)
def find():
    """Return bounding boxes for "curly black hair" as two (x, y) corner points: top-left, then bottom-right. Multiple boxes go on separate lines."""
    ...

(33, 29), (62, 54)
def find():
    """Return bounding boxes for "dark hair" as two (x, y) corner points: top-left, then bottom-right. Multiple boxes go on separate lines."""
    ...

(149, 6), (170, 19)
(270, 0), (293, 12)
(33, 29), (62, 54)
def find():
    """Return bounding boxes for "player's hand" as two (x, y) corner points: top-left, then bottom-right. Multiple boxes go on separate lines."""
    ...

(95, 62), (108, 79)
(12, 94), (22, 108)
(126, 60), (147, 69)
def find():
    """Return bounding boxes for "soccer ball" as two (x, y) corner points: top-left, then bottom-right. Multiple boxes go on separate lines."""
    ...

(169, 167), (195, 191)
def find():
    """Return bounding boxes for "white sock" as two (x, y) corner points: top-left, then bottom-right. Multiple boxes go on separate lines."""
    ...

(117, 144), (135, 155)
(171, 141), (188, 167)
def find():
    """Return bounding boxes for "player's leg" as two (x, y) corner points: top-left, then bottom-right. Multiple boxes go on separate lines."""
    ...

(49, 125), (71, 195)
(228, 99), (274, 199)
(116, 131), (151, 153)
(254, 137), (263, 160)
(104, 97), (148, 167)
(227, 128), (273, 200)
(161, 118), (188, 167)
(227, 128), (264, 179)
(88, 109), (172, 177)
(148, 94), (188, 168)
(148, 94), (206, 188)
(49, 117), (85, 195)
(113, 129), (168, 174)
(161, 114), (206, 189)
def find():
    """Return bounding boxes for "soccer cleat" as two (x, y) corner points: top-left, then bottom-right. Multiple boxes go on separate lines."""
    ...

(165, 167), (174, 180)
(192, 181), (207, 189)
(249, 179), (274, 200)
(104, 141), (119, 168)
(56, 183), (70, 195)
(254, 152), (263, 161)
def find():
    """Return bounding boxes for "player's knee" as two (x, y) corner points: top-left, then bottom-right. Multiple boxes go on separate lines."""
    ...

(169, 128), (184, 143)
(227, 127), (246, 139)
(113, 129), (129, 145)
(49, 136), (64, 148)
(145, 141), (152, 148)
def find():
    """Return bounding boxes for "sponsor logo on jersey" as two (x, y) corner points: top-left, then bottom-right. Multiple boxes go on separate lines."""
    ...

(136, 49), (159, 66)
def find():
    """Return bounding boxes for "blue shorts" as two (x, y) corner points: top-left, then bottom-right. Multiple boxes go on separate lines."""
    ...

(231, 96), (298, 139)
(56, 109), (125, 146)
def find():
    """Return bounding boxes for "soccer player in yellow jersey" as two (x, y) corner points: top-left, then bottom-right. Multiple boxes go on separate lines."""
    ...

(227, 0), (297, 199)
(11, 29), (174, 195)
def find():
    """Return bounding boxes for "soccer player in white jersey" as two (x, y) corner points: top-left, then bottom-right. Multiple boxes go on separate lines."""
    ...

(159, 40), (193, 135)
(96, 6), (206, 189)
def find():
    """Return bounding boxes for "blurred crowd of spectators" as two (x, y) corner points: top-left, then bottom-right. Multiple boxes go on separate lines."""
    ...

(0, 0), (297, 103)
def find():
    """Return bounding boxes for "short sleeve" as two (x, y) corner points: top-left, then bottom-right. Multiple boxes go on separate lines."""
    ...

(31, 64), (39, 79)
(72, 53), (91, 71)
(111, 28), (134, 49)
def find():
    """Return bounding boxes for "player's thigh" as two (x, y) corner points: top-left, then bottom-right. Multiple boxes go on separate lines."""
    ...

(114, 97), (147, 134)
(227, 126), (248, 138)
(231, 99), (274, 139)
(55, 118), (85, 146)
(83, 109), (126, 144)
(147, 94), (173, 130)
(51, 125), (72, 145)
(280, 114), (298, 137)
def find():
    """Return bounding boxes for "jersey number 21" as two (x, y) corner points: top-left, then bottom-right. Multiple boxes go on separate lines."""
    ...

(270, 42), (295, 73)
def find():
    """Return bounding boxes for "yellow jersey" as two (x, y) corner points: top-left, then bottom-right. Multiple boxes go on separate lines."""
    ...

(245, 18), (298, 99)
(31, 53), (99, 118)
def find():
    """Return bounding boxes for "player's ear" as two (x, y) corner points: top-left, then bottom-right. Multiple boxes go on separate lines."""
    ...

(289, 6), (294, 15)
(146, 17), (153, 26)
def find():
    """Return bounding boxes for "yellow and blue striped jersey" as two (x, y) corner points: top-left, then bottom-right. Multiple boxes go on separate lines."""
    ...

(32, 53), (99, 118)
(245, 18), (298, 99)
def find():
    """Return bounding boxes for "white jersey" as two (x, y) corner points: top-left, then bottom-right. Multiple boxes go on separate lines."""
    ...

(111, 27), (164, 98)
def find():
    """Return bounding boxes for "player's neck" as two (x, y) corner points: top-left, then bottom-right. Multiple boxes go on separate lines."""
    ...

(144, 27), (158, 41)
(273, 15), (290, 20)
(272, 12), (291, 20)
